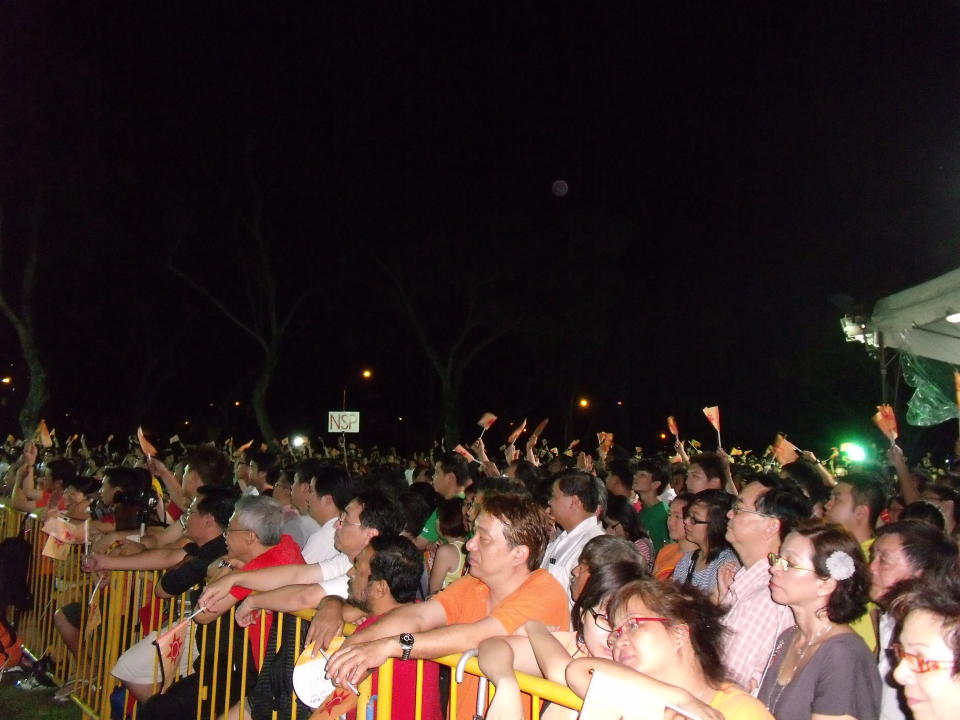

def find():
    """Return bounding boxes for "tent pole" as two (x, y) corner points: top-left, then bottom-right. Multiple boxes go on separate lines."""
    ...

(878, 331), (888, 405)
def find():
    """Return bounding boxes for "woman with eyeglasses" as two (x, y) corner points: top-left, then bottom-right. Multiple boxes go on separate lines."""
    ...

(565, 577), (773, 720)
(478, 560), (646, 720)
(757, 520), (880, 720)
(888, 573), (960, 720)
(671, 489), (739, 603)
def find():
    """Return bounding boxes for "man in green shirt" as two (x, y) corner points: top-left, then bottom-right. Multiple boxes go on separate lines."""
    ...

(632, 456), (670, 553)
(415, 452), (469, 550)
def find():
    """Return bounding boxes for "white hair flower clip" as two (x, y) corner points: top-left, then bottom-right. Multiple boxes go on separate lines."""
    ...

(825, 550), (855, 581)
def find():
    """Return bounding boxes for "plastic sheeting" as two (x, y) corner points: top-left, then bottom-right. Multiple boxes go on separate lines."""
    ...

(902, 353), (958, 426)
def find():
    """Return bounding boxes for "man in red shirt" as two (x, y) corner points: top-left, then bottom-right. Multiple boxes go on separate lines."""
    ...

(141, 495), (304, 720)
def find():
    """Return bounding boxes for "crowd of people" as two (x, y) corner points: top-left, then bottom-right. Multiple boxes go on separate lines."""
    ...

(2, 424), (960, 720)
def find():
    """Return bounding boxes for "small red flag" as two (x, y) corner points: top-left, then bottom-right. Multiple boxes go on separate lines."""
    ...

(36, 420), (53, 448)
(530, 418), (550, 439)
(702, 406), (720, 432)
(476, 412), (498, 430)
(452, 444), (476, 463)
(506, 419), (527, 444)
(667, 416), (679, 437)
(137, 427), (158, 458)
(872, 404), (899, 442)
(772, 433), (801, 466)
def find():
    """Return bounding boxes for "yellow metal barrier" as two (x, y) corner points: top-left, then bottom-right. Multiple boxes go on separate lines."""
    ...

(0, 503), (583, 720)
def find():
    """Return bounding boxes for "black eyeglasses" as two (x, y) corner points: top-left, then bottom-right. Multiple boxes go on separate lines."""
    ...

(587, 608), (613, 632)
(683, 515), (709, 525)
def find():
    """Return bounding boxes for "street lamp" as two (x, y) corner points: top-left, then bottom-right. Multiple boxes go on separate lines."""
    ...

(578, 398), (589, 408)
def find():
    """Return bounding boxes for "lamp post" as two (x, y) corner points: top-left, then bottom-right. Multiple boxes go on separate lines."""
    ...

(340, 369), (373, 470)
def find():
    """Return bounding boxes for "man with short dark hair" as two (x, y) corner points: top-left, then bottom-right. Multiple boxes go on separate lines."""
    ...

(415, 452), (468, 550)
(685, 452), (725, 493)
(631, 457), (671, 553)
(542, 470), (606, 603)
(824, 471), (885, 651)
(721, 481), (811, 692)
(291, 462), (349, 562)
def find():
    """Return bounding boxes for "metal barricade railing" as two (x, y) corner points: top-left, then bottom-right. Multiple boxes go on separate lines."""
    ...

(1, 503), (583, 720)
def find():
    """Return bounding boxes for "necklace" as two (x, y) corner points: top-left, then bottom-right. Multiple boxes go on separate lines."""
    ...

(767, 622), (833, 714)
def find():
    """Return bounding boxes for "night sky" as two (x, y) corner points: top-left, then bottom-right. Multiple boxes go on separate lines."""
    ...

(2, 2), (959, 458)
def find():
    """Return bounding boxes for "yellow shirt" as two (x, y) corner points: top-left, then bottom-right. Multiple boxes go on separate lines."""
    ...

(710, 683), (775, 720)
(848, 538), (877, 652)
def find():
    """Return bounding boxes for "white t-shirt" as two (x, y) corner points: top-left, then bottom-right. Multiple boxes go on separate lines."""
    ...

(301, 516), (338, 564)
(317, 551), (352, 598)
(541, 516), (605, 604)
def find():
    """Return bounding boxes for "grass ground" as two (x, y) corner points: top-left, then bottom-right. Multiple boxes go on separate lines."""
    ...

(0, 670), (82, 720)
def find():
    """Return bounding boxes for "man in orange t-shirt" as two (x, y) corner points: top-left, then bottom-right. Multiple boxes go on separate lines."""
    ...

(326, 492), (569, 720)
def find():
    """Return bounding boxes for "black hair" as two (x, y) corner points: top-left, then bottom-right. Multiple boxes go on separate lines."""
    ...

(571, 560), (647, 644)
(605, 459), (632, 495)
(187, 445), (232, 488)
(900, 501), (947, 532)
(510, 460), (541, 496)
(629, 456), (669, 491)
(397, 488), (435, 536)
(755, 486), (813, 541)
(603, 495), (649, 542)
(875, 520), (958, 588)
(555, 470), (606, 514)
(195, 486), (239, 529)
(310, 464), (351, 507)
(436, 452), (469, 487)
(368, 534), (424, 604)
(838, 471), (887, 527)
(924, 485), (960, 525)
(577, 535), (645, 574)
(687, 489), (734, 562)
(103, 466), (150, 499)
(688, 452), (725, 484)
(46, 458), (77, 485)
(780, 460), (831, 507)
(355, 489), (406, 536)
(437, 497), (467, 540)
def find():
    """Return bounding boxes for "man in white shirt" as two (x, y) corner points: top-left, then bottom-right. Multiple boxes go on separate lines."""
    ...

(542, 470), (606, 604)
(280, 458), (322, 548)
(296, 462), (351, 564)
(198, 488), (406, 616)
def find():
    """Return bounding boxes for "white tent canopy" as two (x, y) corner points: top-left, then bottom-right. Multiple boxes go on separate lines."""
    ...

(868, 267), (960, 365)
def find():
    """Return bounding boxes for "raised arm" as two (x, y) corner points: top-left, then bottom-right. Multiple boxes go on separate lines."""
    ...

(82, 546), (187, 572)
(197, 562), (324, 609)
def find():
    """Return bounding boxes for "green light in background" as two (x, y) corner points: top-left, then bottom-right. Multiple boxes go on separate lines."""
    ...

(840, 442), (866, 462)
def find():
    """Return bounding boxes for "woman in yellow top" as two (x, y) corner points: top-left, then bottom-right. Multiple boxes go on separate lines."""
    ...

(427, 497), (468, 594)
(566, 577), (774, 720)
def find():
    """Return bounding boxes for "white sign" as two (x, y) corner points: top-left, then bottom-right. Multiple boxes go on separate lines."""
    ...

(328, 411), (360, 433)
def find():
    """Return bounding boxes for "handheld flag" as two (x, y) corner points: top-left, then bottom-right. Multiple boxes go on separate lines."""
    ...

(36, 420), (53, 448)
(506, 419), (527, 444)
(476, 412), (497, 439)
(137, 427), (158, 458)
(531, 418), (550, 439)
(452, 444), (476, 463)
(667, 416), (679, 439)
(702, 406), (721, 448)
(772, 433), (801, 466)
(236, 439), (254, 455)
(872, 404), (899, 444)
(597, 432), (614, 452)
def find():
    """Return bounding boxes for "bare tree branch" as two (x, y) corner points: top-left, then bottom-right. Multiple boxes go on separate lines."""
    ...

(167, 253), (270, 353)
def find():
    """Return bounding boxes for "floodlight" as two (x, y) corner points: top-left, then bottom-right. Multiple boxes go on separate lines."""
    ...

(839, 442), (866, 462)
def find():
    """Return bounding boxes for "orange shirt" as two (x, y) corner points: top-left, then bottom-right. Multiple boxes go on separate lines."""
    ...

(435, 569), (570, 720)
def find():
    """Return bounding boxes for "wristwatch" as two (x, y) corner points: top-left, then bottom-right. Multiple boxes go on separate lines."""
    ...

(399, 632), (415, 661)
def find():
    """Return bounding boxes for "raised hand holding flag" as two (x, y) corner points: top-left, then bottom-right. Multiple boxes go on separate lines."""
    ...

(476, 412), (497, 439)
(137, 426), (158, 458)
(506, 419), (527, 445)
(872, 404), (899, 445)
(772, 433), (801, 466)
(702, 406), (721, 449)
(667, 416), (679, 440)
